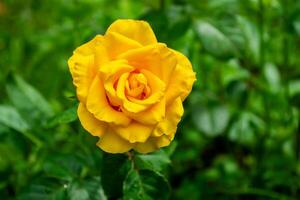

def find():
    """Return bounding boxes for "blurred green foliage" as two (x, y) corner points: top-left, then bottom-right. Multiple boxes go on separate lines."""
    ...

(1, 0), (300, 199)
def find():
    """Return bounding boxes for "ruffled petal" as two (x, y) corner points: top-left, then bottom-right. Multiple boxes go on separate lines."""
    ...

(152, 97), (184, 137)
(68, 54), (95, 103)
(116, 73), (149, 113)
(86, 74), (131, 126)
(106, 19), (157, 46)
(134, 98), (183, 153)
(117, 43), (177, 84)
(124, 97), (166, 125)
(127, 69), (165, 105)
(97, 128), (133, 153)
(113, 122), (154, 143)
(100, 60), (134, 106)
(165, 50), (196, 105)
(68, 35), (109, 103)
(77, 103), (107, 137)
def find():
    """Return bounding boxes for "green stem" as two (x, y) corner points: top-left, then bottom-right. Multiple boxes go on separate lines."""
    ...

(22, 131), (43, 147)
(254, 0), (269, 187)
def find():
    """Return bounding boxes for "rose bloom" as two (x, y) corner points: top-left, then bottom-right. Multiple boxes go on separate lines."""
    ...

(68, 19), (196, 153)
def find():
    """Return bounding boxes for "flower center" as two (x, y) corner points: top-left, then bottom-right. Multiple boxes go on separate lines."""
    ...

(125, 72), (151, 100)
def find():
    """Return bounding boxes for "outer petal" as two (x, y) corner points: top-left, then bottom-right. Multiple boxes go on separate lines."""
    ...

(113, 122), (154, 143)
(117, 43), (177, 84)
(134, 138), (157, 154)
(68, 35), (108, 103)
(135, 97), (184, 153)
(97, 128), (133, 153)
(106, 19), (157, 46)
(77, 103), (107, 137)
(68, 54), (95, 103)
(73, 35), (103, 56)
(124, 97), (166, 125)
(103, 31), (142, 59)
(165, 50), (196, 105)
(86, 74), (131, 126)
(152, 97), (184, 138)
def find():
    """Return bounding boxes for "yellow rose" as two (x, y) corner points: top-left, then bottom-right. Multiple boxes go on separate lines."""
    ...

(68, 19), (196, 153)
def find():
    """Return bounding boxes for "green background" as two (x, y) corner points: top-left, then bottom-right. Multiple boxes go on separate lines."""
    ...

(1, 0), (300, 199)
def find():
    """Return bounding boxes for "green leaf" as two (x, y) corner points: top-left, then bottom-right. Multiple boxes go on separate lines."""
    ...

(194, 20), (237, 59)
(68, 177), (107, 200)
(43, 154), (91, 181)
(134, 150), (171, 172)
(46, 105), (78, 128)
(6, 75), (53, 119)
(68, 182), (89, 200)
(288, 80), (300, 97)
(17, 178), (67, 200)
(123, 170), (170, 200)
(192, 105), (230, 137)
(82, 177), (107, 200)
(0, 105), (29, 132)
(101, 153), (130, 199)
(263, 63), (281, 92)
(236, 16), (260, 64)
(228, 112), (264, 145)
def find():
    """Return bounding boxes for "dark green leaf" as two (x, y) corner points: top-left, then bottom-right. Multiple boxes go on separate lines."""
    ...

(123, 170), (170, 200)
(101, 153), (130, 199)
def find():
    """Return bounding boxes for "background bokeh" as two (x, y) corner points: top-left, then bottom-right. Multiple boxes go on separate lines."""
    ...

(1, 0), (300, 199)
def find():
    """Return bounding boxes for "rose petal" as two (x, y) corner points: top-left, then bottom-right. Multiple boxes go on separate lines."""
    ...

(116, 72), (149, 113)
(165, 50), (196, 105)
(77, 103), (107, 137)
(103, 31), (142, 58)
(97, 128), (133, 153)
(152, 97), (183, 138)
(124, 97), (166, 125)
(134, 138), (157, 153)
(68, 35), (108, 103)
(86, 74), (131, 126)
(106, 19), (157, 46)
(113, 122), (154, 143)
(117, 43), (177, 84)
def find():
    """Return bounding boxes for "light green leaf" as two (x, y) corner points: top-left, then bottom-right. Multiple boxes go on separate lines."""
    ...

(68, 182), (89, 200)
(6, 75), (53, 118)
(134, 150), (171, 172)
(123, 170), (170, 200)
(16, 179), (67, 200)
(46, 105), (78, 128)
(228, 112), (264, 145)
(192, 105), (230, 137)
(237, 16), (260, 64)
(288, 80), (300, 97)
(82, 177), (107, 200)
(0, 105), (29, 132)
(194, 20), (237, 59)
(263, 63), (281, 92)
